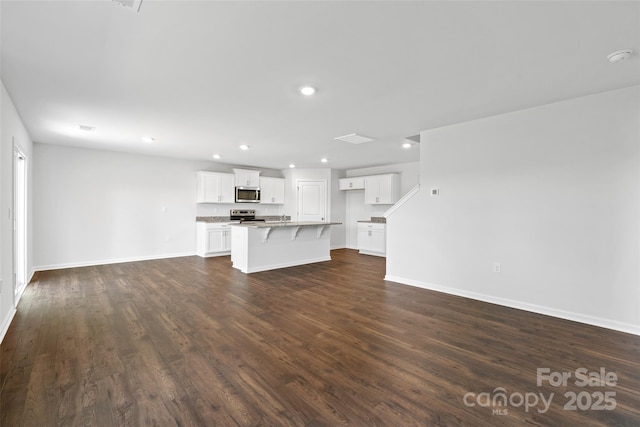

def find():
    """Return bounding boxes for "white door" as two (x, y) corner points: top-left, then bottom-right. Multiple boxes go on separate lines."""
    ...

(13, 145), (27, 303)
(297, 180), (327, 222)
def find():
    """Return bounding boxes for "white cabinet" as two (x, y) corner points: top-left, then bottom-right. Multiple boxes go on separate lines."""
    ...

(357, 222), (386, 257)
(364, 174), (400, 205)
(339, 177), (365, 190)
(196, 172), (235, 203)
(260, 177), (285, 204)
(233, 168), (261, 187)
(196, 222), (232, 257)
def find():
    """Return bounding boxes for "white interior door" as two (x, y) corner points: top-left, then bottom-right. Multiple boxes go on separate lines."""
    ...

(297, 180), (327, 222)
(13, 145), (27, 303)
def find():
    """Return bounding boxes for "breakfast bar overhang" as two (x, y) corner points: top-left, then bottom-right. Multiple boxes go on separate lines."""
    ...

(230, 222), (341, 273)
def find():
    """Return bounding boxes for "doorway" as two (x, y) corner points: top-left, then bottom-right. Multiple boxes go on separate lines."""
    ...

(13, 144), (27, 303)
(297, 180), (327, 222)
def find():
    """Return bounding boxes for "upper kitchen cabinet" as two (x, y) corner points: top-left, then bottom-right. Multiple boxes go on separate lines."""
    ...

(364, 173), (400, 204)
(233, 168), (261, 187)
(260, 177), (285, 204)
(196, 171), (235, 203)
(339, 177), (365, 190)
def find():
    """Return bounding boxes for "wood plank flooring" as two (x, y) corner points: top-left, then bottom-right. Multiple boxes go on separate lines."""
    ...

(1, 249), (639, 426)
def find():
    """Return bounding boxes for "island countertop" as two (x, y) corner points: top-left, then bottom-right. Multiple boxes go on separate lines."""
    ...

(230, 221), (341, 273)
(230, 221), (341, 228)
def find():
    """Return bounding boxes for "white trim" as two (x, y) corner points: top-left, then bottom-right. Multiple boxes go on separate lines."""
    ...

(13, 143), (28, 308)
(358, 250), (385, 257)
(238, 256), (331, 274)
(0, 307), (17, 344)
(34, 251), (196, 272)
(384, 275), (640, 336)
(384, 184), (420, 218)
(197, 251), (231, 258)
(14, 280), (27, 307)
(330, 245), (346, 250)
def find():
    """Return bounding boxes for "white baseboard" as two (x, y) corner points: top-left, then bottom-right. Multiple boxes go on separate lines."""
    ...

(0, 306), (17, 344)
(330, 245), (346, 250)
(196, 251), (231, 258)
(239, 256), (331, 274)
(34, 251), (196, 272)
(384, 275), (640, 336)
(358, 250), (386, 257)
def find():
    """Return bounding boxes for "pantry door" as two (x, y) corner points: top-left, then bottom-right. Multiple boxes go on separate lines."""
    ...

(297, 180), (327, 222)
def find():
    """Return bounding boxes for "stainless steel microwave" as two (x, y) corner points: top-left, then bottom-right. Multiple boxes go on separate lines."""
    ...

(235, 187), (260, 203)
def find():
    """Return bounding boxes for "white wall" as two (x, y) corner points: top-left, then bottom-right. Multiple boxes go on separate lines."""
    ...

(344, 162), (419, 248)
(386, 86), (640, 334)
(1, 80), (34, 341)
(33, 144), (283, 269)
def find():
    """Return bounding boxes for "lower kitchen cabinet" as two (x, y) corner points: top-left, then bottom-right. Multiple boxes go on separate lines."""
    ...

(357, 222), (386, 257)
(196, 222), (232, 257)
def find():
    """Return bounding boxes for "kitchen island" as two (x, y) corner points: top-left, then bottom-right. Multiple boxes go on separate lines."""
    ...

(230, 221), (341, 273)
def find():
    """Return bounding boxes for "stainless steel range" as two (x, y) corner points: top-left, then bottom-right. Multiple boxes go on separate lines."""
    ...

(229, 209), (265, 224)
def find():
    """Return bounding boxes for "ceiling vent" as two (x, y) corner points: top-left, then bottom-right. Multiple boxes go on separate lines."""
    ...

(78, 124), (96, 132)
(112, 0), (143, 13)
(334, 133), (375, 144)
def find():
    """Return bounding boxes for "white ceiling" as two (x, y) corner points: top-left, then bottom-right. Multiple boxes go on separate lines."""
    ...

(2, 1), (639, 171)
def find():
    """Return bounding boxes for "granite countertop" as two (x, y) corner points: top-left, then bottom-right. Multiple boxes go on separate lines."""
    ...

(230, 221), (341, 228)
(196, 215), (291, 223)
(196, 216), (231, 223)
(357, 216), (386, 224)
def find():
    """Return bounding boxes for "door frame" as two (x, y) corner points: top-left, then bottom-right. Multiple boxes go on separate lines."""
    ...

(13, 143), (28, 305)
(296, 180), (328, 222)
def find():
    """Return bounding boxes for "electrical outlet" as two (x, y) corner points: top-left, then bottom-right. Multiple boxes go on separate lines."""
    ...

(493, 262), (501, 273)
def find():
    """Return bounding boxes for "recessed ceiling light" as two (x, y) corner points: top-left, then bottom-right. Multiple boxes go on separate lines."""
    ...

(141, 136), (155, 143)
(607, 49), (633, 63)
(239, 144), (250, 151)
(321, 158), (328, 163)
(212, 154), (221, 159)
(300, 86), (316, 96)
(289, 164), (296, 168)
(78, 124), (96, 132)
(402, 142), (412, 149)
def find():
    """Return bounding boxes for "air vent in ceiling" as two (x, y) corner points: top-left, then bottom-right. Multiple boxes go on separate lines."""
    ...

(78, 124), (96, 132)
(334, 133), (375, 144)
(112, 0), (143, 12)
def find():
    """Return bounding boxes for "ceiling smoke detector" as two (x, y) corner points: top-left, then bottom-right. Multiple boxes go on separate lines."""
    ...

(112, 0), (143, 13)
(607, 49), (633, 63)
(334, 133), (375, 144)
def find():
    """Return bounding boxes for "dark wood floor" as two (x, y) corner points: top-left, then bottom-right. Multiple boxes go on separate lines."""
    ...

(1, 249), (638, 426)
